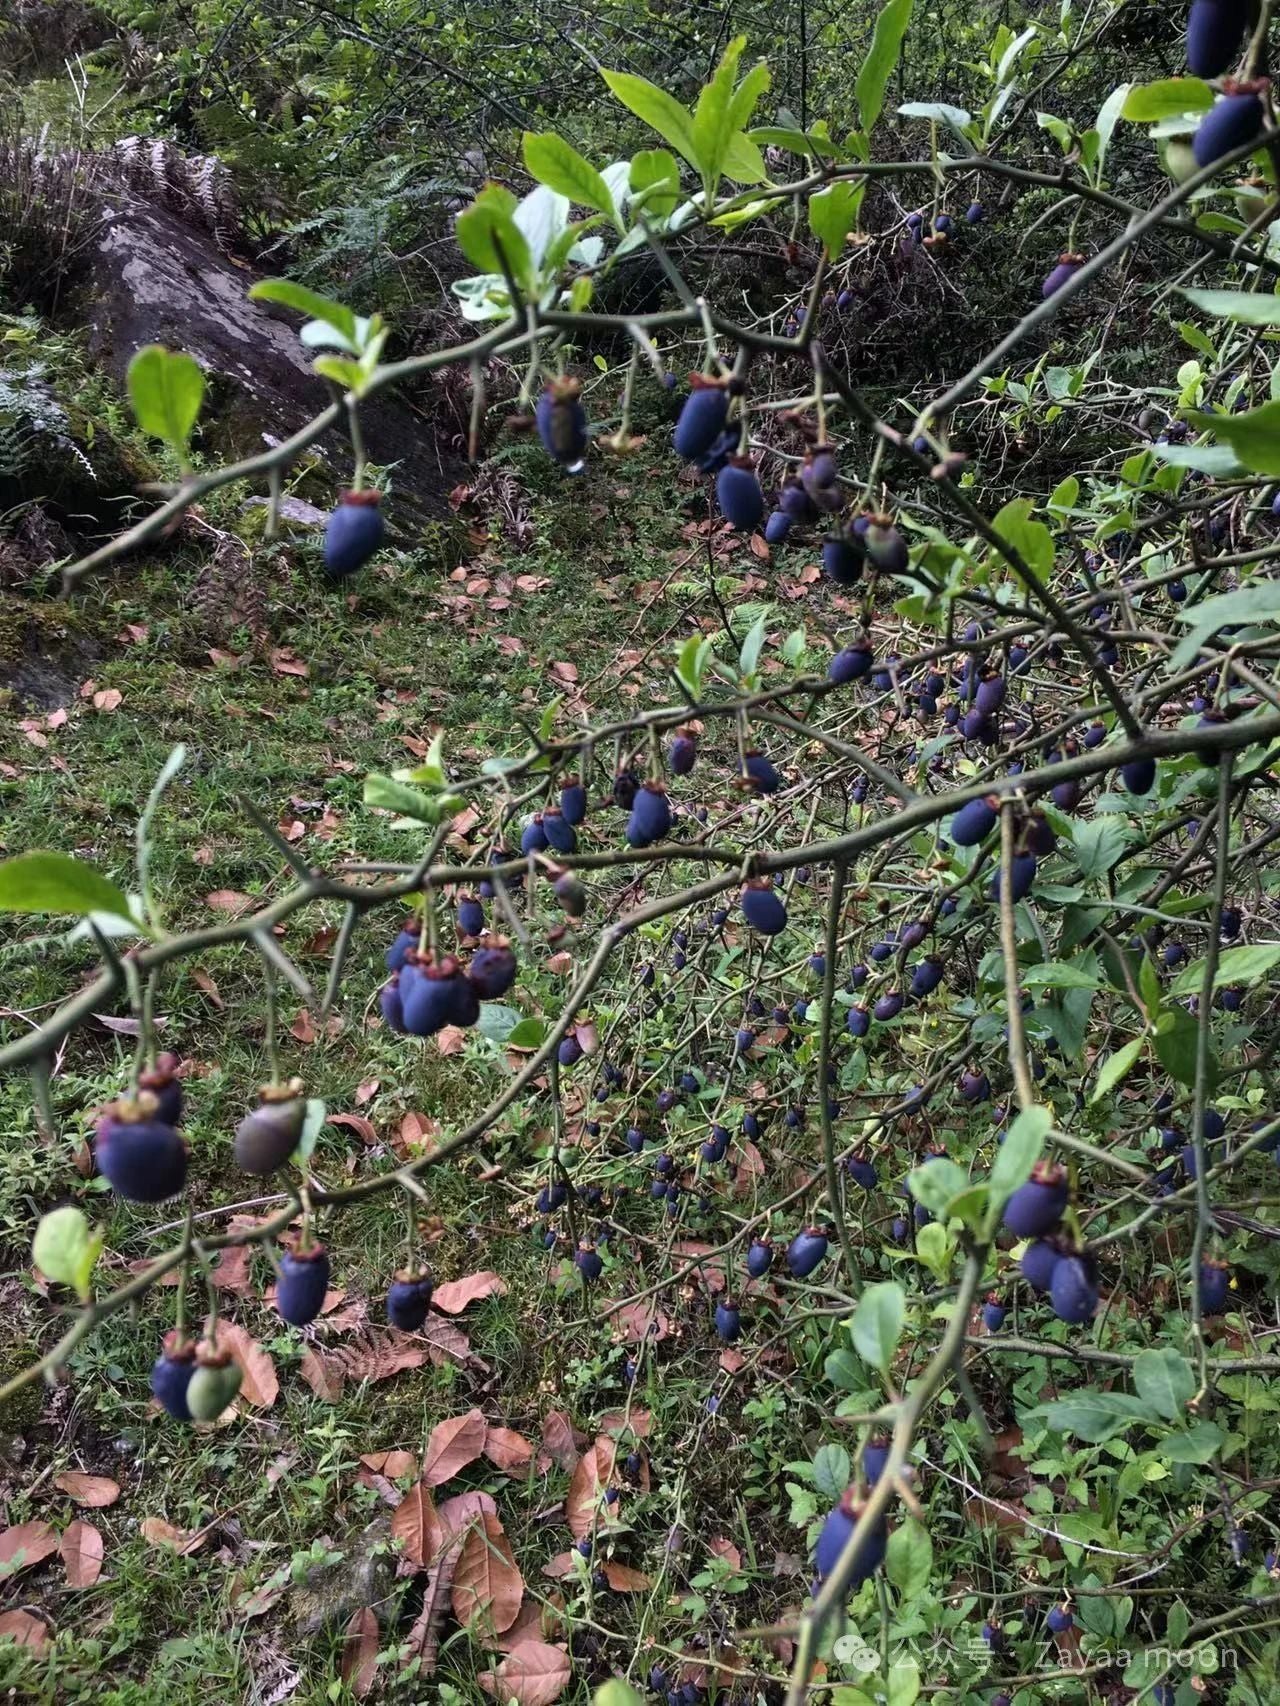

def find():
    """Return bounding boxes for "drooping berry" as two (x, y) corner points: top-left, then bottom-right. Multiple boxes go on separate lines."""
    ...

(874, 990), (904, 1022)
(742, 750), (781, 794)
(150, 1332), (197, 1421)
(787, 1227), (829, 1278)
(667, 730), (697, 775)
(813, 1488), (887, 1585)
(716, 458), (765, 531)
(456, 893), (484, 938)
(982, 1295), (1007, 1332)
(386, 918), (420, 972)
(1121, 756), (1157, 795)
(674, 379), (730, 462)
(1042, 252), (1084, 298)
(965, 201), (984, 223)
(277, 1244), (331, 1326)
(1046, 1603), (1074, 1634)
(323, 490), (384, 578)
(1193, 83), (1265, 169)
(714, 1300), (742, 1342)
(1020, 1237), (1064, 1293)
(234, 1079), (307, 1176)
(535, 378), (588, 470)
(847, 1152), (877, 1190)
(542, 807), (576, 854)
(185, 1342), (243, 1422)
(990, 852), (1037, 903)
(560, 777), (588, 825)
(822, 531), (864, 586)
(740, 878), (787, 936)
(95, 1093), (188, 1202)
(747, 1238), (773, 1278)
(627, 782), (672, 847)
(381, 977), (405, 1031)
(847, 1004), (870, 1039)
(521, 815), (549, 855)
(863, 514), (909, 573)
(764, 509), (792, 544)
(1049, 1253), (1099, 1323)
(959, 1069), (990, 1104)
(575, 1241), (604, 1282)
(386, 1269), (434, 1330)
(909, 957), (944, 999)
(1187, 0), (1249, 80)
(1198, 1257), (1231, 1314)
(137, 1053), (184, 1127)
(829, 643), (873, 683)
(1002, 1161), (1069, 1238)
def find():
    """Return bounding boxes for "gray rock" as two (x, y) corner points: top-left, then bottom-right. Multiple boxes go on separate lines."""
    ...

(286, 1514), (394, 1637)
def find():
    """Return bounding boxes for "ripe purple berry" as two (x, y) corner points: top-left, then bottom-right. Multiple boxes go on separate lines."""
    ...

(151, 1332), (197, 1421)
(456, 893), (484, 938)
(829, 643), (873, 683)
(747, 1238), (773, 1278)
(277, 1244), (331, 1326)
(950, 794), (999, 845)
(742, 750), (781, 794)
(667, 730), (697, 774)
(386, 1270), (434, 1329)
(1020, 1237), (1064, 1293)
(787, 1226), (829, 1278)
(1046, 1603), (1074, 1634)
(575, 1241), (604, 1282)
(234, 1080), (307, 1175)
(1193, 84), (1265, 169)
(535, 378), (588, 469)
(813, 1488), (887, 1584)
(822, 531), (864, 586)
(1049, 1253), (1099, 1323)
(137, 1053), (184, 1127)
(847, 1004), (870, 1039)
(863, 514), (909, 573)
(1042, 252), (1084, 298)
(1121, 756), (1157, 795)
(627, 782), (672, 847)
(674, 379), (730, 461)
(1198, 1257), (1231, 1314)
(1002, 1160), (1069, 1238)
(716, 459), (765, 531)
(714, 1300), (742, 1341)
(1187, 0), (1248, 80)
(541, 807), (576, 854)
(95, 1093), (188, 1202)
(982, 1296), (1007, 1332)
(909, 957), (944, 999)
(990, 852), (1037, 903)
(468, 940), (517, 999)
(385, 918), (420, 972)
(873, 990), (904, 1022)
(764, 509), (792, 544)
(560, 777), (588, 824)
(740, 878), (787, 936)
(324, 490), (385, 578)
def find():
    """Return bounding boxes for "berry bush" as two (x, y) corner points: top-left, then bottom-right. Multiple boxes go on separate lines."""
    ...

(6, 4), (1280, 1704)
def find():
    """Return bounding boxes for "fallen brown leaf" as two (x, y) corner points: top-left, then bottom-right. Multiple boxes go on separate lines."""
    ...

(391, 1483), (442, 1569)
(479, 1640), (571, 1706)
(423, 1409), (487, 1486)
(540, 1410), (582, 1471)
(360, 1449), (417, 1480)
(602, 1560), (651, 1592)
(402, 1537), (461, 1676)
(340, 1606), (379, 1697)
(0, 1611), (49, 1649)
(0, 1521), (57, 1574)
(215, 1321), (278, 1408)
(60, 1520), (104, 1588)
(53, 1472), (120, 1508)
(483, 1426), (533, 1473)
(452, 1512), (523, 1635)
(431, 1271), (508, 1314)
(140, 1517), (206, 1554)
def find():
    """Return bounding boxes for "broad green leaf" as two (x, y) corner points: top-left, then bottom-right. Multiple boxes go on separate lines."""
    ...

(1150, 438), (1241, 475)
(1094, 82), (1130, 173)
(594, 1686), (645, 1706)
(127, 345), (204, 456)
(505, 1017), (548, 1049)
(1133, 1348), (1195, 1421)
(850, 1281), (906, 1372)
(885, 1522), (931, 1602)
(629, 148), (681, 219)
(1091, 1035), (1145, 1103)
(249, 279), (358, 348)
(812, 1441), (851, 1500)
(0, 851), (138, 924)
(988, 1104), (1051, 1201)
(455, 186), (534, 292)
(888, 1662), (921, 1706)
(1071, 816), (1131, 879)
(1154, 1003), (1208, 1087)
(523, 132), (619, 229)
(1180, 286), (1280, 325)
(32, 1206), (103, 1302)
(1169, 581), (1280, 670)
(296, 1097), (327, 1165)
(1188, 399), (1280, 476)
(1170, 941), (1280, 995)
(692, 38), (770, 198)
(476, 1003), (521, 1043)
(907, 1156), (969, 1216)
(722, 130), (768, 185)
(809, 180), (866, 259)
(824, 1347), (865, 1392)
(1020, 961), (1105, 990)
(856, 0), (914, 135)
(739, 610), (769, 680)
(897, 101), (972, 139)
(991, 496), (1054, 581)
(602, 70), (700, 174)
(1034, 1391), (1155, 1442)
(1122, 78), (1215, 122)
(1048, 475), (1080, 512)
(1157, 1421), (1224, 1463)
(363, 774), (445, 823)
(312, 354), (366, 393)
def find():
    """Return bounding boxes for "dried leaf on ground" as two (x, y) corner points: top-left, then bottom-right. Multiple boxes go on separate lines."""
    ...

(436, 1490), (496, 1539)
(431, 1271), (508, 1313)
(423, 1409), (488, 1487)
(483, 1427), (533, 1473)
(340, 1607), (379, 1697)
(708, 1537), (742, 1571)
(452, 1513), (524, 1634)
(298, 1330), (429, 1400)
(479, 1641), (571, 1706)
(53, 1472), (120, 1508)
(0, 1611), (49, 1649)
(140, 1517), (207, 1554)
(0, 1521), (57, 1574)
(612, 1301), (670, 1342)
(360, 1450), (417, 1479)
(402, 1538), (461, 1675)
(540, 1409), (582, 1470)
(60, 1520), (104, 1588)
(391, 1484), (442, 1569)
(565, 1440), (617, 1540)
(215, 1321), (278, 1408)
(602, 1560), (651, 1592)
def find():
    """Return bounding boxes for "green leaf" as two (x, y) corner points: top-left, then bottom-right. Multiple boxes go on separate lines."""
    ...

(692, 38), (770, 198)
(856, 0), (914, 135)
(1170, 941), (1280, 996)
(0, 851), (139, 924)
(1020, 961), (1105, 991)
(455, 186), (535, 292)
(1094, 82), (1130, 174)
(991, 497), (1054, 582)
(1091, 1035), (1146, 1103)
(1035, 1392), (1156, 1442)
(629, 148), (681, 219)
(1122, 78), (1216, 122)
(738, 610), (769, 680)
(885, 1521), (932, 1602)
(812, 1442), (851, 1500)
(907, 1157), (969, 1216)
(1048, 475), (1080, 512)
(809, 180), (866, 260)
(593, 1685), (646, 1706)
(475, 1003), (521, 1044)
(1157, 1421), (1224, 1463)
(363, 774), (445, 823)
(722, 130), (767, 186)
(897, 101), (972, 139)
(675, 633), (713, 697)
(249, 279), (358, 349)
(296, 1098), (327, 1166)
(824, 1347), (865, 1392)
(988, 1104), (1051, 1202)
(849, 1281), (906, 1372)
(1169, 581), (1280, 670)
(602, 70), (700, 174)
(1188, 399), (1280, 476)
(32, 1206), (102, 1303)
(523, 133), (619, 228)
(505, 1017), (548, 1049)
(1180, 286), (1280, 325)
(1133, 1348), (1196, 1421)
(1071, 816), (1132, 879)
(887, 1662), (921, 1706)
(1154, 1004), (1207, 1087)
(312, 354), (366, 393)
(126, 345), (204, 457)
(1150, 438), (1241, 475)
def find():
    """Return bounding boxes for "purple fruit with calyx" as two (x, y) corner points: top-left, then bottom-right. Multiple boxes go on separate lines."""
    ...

(521, 815), (549, 855)
(1194, 82), (1265, 168)
(560, 777), (588, 824)
(1199, 1257), (1230, 1314)
(1024, 809), (1056, 857)
(468, 939), (517, 999)
(862, 1436), (890, 1483)
(959, 1069), (990, 1103)
(847, 1004), (870, 1039)
(741, 878), (787, 935)
(779, 479), (817, 521)
(965, 201), (984, 223)
(822, 531), (864, 586)
(386, 1269), (434, 1329)
(990, 852), (1037, 902)
(386, 918), (420, 972)
(717, 458), (765, 530)
(874, 990), (904, 1022)
(674, 378), (730, 461)
(575, 1240), (604, 1282)
(627, 782), (672, 847)
(542, 807), (576, 853)
(612, 770), (641, 810)
(802, 447), (840, 506)
(535, 378), (588, 469)
(1046, 1602), (1074, 1634)
(668, 730), (697, 774)
(747, 1237), (773, 1278)
(324, 490), (384, 578)
(830, 644), (873, 683)
(95, 1092), (188, 1201)
(847, 1152), (877, 1189)
(901, 920), (927, 950)
(742, 750), (781, 795)
(137, 1052), (184, 1127)
(1042, 252), (1084, 298)
(1003, 1160), (1069, 1237)
(1187, 0), (1248, 73)
(277, 1243), (331, 1326)
(981, 1619), (1005, 1651)
(787, 1226), (829, 1278)
(950, 794), (999, 845)
(764, 509), (792, 544)
(400, 951), (473, 1035)
(864, 514), (909, 573)
(1021, 1236), (1065, 1292)
(974, 671), (1006, 716)
(456, 893), (484, 938)
(813, 1487), (887, 1584)
(910, 956), (944, 999)
(234, 1078), (307, 1175)
(1121, 756), (1156, 795)
(982, 1295), (1007, 1332)
(558, 1036), (583, 1067)
(1049, 1253), (1099, 1323)
(714, 1300), (742, 1341)
(151, 1332), (197, 1420)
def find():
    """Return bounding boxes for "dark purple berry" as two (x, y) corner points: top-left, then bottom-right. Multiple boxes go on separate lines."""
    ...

(541, 807), (576, 854)
(277, 1244), (331, 1326)
(1047, 1603), (1074, 1634)
(1121, 756), (1157, 795)
(456, 893), (484, 938)
(714, 1301), (742, 1341)
(847, 1004), (870, 1039)
(829, 644), (873, 683)
(742, 751), (781, 794)
(324, 491), (384, 578)
(982, 1296), (1007, 1332)
(764, 509), (792, 544)
(1020, 1237), (1064, 1293)
(400, 952), (473, 1036)
(909, 957), (944, 998)
(787, 1227), (829, 1278)
(627, 783), (672, 847)
(874, 990), (904, 1022)
(468, 940), (517, 999)
(386, 1270), (434, 1329)
(813, 1489), (886, 1584)
(1193, 85), (1265, 168)
(96, 1094), (187, 1201)
(535, 379), (588, 469)
(717, 459), (765, 531)
(1199, 1258), (1230, 1314)
(668, 731), (697, 775)
(1042, 253), (1084, 298)
(1049, 1253), (1099, 1323)
(847, 1152), (877, 1190)
(1187, 0), (1248, 79)
(137, 1053), (183, 1127)
(1002, 1161), (1069, 1238)
(560, 778), (588, 825)
(741, 879), (787, 936)
(674, 381), (730, 461)
(385, 920), (419, 972)
(747, 1238), (773, 1278)
(822, 532), (864, 586)
(151, 1332), (197, 1420)
(991, 852), (1037, 903)
(575, 1241), (604, 1282)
